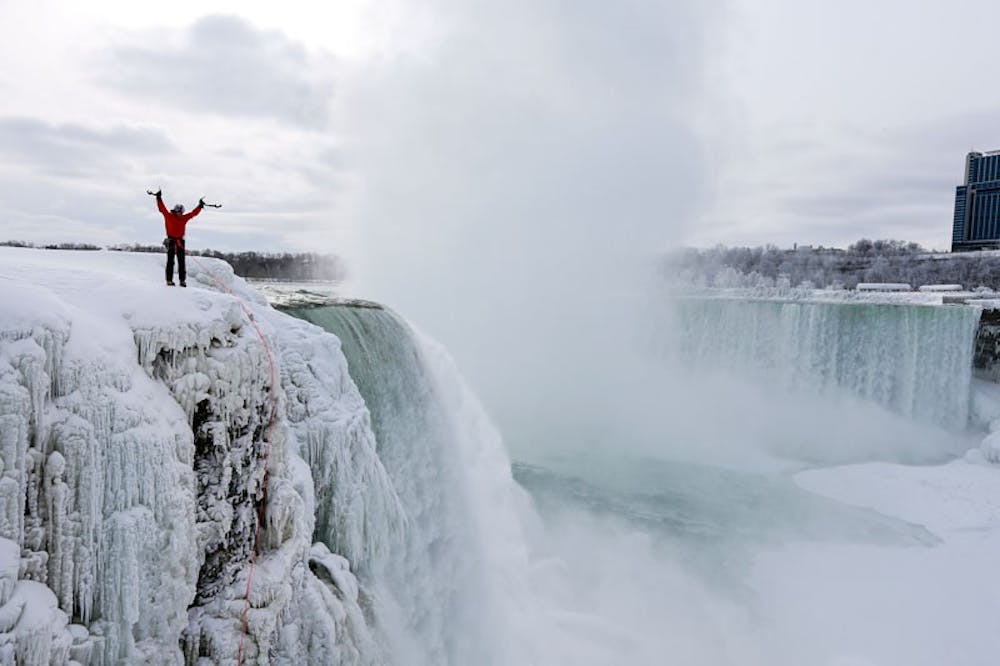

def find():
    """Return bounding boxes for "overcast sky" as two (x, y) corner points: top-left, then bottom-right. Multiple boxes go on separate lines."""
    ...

(1, 0), (999, 262)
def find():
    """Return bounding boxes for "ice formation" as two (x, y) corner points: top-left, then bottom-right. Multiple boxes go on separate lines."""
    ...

(670, 297), (981, 430)
(0, 249), (391, 664)
(3, 247), (1000, 666)
(282, 304), (538, 666)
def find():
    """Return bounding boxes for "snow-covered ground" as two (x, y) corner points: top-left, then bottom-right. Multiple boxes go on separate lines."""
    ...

(676, 285), (999, 307)
(751, 459), (1000, 666)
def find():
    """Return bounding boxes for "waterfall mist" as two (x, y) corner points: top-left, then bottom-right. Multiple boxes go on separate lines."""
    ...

(344, 0), (717, 455)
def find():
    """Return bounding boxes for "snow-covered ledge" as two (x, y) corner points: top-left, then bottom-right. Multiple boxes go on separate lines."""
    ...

(0, 248), (384, 665)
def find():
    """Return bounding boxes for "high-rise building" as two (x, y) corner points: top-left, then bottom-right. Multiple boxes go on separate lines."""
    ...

(952, 150), (1000, 251)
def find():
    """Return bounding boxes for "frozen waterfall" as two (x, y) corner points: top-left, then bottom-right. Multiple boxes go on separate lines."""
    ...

(282, 302), (535, 666)
(671, 297), (981, 430)
(3, 249), (998, 666)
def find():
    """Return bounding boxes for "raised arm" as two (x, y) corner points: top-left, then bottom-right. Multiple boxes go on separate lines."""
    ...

(182, 201), (204, 222)
(156, 193), (169, 217)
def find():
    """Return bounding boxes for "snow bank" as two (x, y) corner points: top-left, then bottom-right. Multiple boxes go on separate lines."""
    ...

(856, 283), (912, 292)
(917, 284), (964, 292)
(795, 460), (1000, 533)
(676, 285), (998, 306)
(746, 460), (1000, 666)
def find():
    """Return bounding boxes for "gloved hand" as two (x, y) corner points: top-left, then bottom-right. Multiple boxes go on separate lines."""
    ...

(155, 189), (162, 198)
(198, 197), (205, 208)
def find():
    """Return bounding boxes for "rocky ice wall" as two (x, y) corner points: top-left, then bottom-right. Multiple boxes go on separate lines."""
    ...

(0, 250), (390, 665)
(0, 281), (199, 665)
(973, 306), (1000, 382)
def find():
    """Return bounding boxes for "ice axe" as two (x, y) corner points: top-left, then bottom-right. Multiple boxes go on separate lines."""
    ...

(145, 190), (221, 208)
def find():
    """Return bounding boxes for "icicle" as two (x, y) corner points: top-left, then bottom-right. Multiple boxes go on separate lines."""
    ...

(44, 452), (73, 613)
(277, 315), (405, 572)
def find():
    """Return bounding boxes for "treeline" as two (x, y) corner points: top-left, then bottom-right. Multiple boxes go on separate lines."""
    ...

(200, 250), (345, 281)
(0, 240), (101, 251)
(108, 244), (345, 281)
(0, 241), (345, 281)
(669, 239), (1000, 291)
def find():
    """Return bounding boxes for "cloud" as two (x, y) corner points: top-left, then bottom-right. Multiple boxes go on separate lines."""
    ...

(693, 0), (1000, 253)
(695, 109), (996, 252)
(0, 116), (173, 178)
(0, 171), (153, 245)
(783, 174), (953, 221)
(99, 14), (336, 130)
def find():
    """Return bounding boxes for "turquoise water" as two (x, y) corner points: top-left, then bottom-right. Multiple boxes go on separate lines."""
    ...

(512, 451), (938, 596)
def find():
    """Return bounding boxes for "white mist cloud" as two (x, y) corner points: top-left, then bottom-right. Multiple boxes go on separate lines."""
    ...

(344, 0), (721, 445)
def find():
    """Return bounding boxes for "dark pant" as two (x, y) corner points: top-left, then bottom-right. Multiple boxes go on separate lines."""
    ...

(166, 237), (185, 283)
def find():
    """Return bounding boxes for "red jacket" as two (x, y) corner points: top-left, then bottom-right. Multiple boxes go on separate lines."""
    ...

(158, 197), (203, 238)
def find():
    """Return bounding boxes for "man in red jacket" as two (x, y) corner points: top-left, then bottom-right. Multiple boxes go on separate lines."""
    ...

(153, 190), (204, 287)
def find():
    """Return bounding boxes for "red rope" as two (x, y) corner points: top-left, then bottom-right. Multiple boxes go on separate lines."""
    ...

(185, 252), (279, 666)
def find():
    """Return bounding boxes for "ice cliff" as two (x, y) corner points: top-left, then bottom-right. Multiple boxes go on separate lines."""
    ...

(0, 248), (396, 664)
